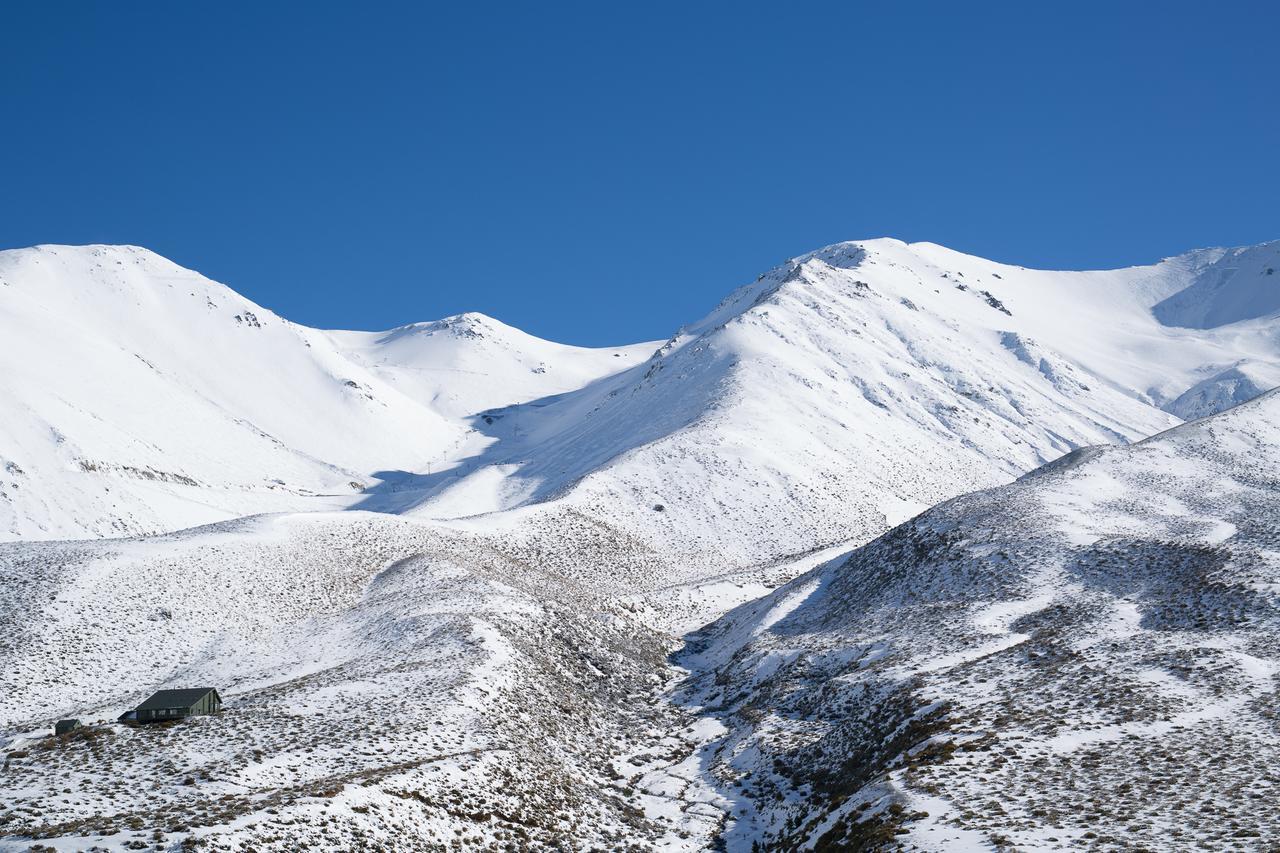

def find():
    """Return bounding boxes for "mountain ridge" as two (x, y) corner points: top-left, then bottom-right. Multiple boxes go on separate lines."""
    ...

(3, 236), (1279, 553)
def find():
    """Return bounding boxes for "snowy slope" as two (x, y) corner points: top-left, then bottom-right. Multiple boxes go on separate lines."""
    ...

(403, 238), (1280, 582)
(0, 504), (702, 850)
(327, 312), (655, 420)
(668, 388), (1280, 850)
(0, 245), (648, 541)
(1151, 240), (1280, 329)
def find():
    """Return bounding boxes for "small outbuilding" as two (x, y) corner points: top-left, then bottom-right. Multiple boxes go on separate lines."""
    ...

(134, 688), (222, 723)
(54, 719), (82, 736)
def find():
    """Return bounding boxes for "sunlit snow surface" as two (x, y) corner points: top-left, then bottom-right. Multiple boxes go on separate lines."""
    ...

(2, 237), (1280, 849)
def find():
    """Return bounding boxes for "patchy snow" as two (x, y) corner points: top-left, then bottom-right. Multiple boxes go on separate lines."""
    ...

(665, 388), (1280, 850)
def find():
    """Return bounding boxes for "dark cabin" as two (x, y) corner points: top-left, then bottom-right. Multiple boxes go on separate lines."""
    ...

(135, 688), (222, 723)
(55, 719), (82, 736)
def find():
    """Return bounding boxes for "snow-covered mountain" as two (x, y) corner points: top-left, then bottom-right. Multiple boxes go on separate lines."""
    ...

(10, 238), (1278, 566)
(670, 386), (1280, 850)
(387, 236), (1280, 586)
(2, 236), (1279, 850)
(0, 245), (652, 540)
(1, 238), (1275, 553)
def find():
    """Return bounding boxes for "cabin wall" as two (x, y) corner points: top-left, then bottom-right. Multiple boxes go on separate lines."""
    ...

(134, 691), (221, 722)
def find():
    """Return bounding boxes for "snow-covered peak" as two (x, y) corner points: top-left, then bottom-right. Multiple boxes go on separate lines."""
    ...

(3, 242), (197, 274)
(793, 238), (880, 269)
(681, 239), (879, 337)
(0, 245), (650, 540)
(0, 244), (270, 333)
(379, 311), (502, 342)
(1152, 239), (1280, 328)
(327, 310), (658, 420)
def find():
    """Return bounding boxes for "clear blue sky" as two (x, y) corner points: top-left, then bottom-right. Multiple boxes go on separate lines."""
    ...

(3, 2), (1277, 345)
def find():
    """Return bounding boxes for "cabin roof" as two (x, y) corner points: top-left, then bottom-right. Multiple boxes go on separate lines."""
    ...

(136, 687), (220, 711)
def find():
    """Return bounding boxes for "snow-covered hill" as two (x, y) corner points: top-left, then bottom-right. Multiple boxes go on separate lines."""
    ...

(0, 510), (688, 850)
(0, 245), (651, 540)
(669, 388), (1280, 850)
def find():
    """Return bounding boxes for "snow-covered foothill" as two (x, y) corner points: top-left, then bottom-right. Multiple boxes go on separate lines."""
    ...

(671, 388), (1280, 849)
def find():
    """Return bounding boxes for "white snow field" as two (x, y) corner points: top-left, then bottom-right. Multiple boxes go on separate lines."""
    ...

(1, 237), (1279, 850)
